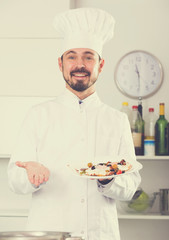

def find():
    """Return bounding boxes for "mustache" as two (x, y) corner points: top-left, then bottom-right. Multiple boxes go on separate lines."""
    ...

(70, 67), (91, 77)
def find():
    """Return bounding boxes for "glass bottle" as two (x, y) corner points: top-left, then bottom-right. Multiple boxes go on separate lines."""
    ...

(167, 123), (169, 155)
(138, 102), (145, 155)
(144, 108), (157, 156)
(155, 103), (169, 155)
(121, 102), (131, 126)
(131, 105), (144, 155)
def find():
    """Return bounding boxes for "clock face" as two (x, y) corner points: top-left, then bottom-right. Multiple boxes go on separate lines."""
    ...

(114, 50), (163, 99)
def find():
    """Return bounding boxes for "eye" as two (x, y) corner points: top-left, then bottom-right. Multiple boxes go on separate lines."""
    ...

(85, 56), (93, 60)
(68, 56), (75, 59)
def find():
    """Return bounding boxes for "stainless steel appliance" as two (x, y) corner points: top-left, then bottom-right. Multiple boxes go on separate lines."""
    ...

(152, 188), (169, 215)
(159, 188), (169, 215)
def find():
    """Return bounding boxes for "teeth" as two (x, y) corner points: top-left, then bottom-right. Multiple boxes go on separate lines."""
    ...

(73, 73), (87, 77)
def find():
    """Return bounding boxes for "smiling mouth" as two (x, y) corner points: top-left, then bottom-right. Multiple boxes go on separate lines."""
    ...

(72, 72), (89, 78)
(70, 68), (90, 78)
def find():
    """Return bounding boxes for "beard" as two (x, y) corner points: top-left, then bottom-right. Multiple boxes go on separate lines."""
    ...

(62, 67), (98, 92)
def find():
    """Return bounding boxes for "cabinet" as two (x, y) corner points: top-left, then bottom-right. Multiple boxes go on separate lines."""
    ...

(118, 156), (169, 219)
(118, 156), (169, 240)
(0, 0), (71, 97)
(0, 217), (27, 231)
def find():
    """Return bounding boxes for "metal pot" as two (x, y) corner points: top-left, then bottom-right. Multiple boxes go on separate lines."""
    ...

(0, 232), (82, 240)
(159, 188), (169, 215)
(153, 189), (169, 215)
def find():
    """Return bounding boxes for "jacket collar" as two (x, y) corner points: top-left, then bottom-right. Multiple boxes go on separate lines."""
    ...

(57, 88), (103, 110)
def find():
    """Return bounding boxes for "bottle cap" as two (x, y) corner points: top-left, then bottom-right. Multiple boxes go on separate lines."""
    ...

(149, 108), (154, 112)
(159, 103), (165, 115)
(122, 102), (129, 106)
(132, 105), (138, 109)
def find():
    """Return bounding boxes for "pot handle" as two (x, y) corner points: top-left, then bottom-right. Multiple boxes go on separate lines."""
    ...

(65, 238), (83, 240)
(150, 192), (160, 208)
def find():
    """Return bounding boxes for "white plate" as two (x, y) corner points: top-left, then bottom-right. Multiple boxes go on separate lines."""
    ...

(67, 161), (142, 179)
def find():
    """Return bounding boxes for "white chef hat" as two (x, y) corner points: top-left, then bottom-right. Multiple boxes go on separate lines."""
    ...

(53, 8), (115, 57)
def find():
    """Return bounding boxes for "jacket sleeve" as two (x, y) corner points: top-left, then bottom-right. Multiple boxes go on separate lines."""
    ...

(7, 107), (42, 194)
(97, 113), (142, 201)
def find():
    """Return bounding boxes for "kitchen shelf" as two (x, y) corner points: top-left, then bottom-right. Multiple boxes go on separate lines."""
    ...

(0, 154), (10, 159)
(118, 213), (169, 220)
(1, 209), (169, 220)
(0, 209), (28, 217)
(136, 156), (169, 161)
(1, 155), (169, 160)
(1, 154), (169, 161)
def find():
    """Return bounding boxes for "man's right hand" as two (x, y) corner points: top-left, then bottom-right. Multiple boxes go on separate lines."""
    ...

(15, 161), (50, 187)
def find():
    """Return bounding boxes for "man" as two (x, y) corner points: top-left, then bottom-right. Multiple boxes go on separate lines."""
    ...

(8, 8), (141, 240)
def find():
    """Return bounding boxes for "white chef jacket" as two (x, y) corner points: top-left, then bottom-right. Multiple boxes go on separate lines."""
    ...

(8, 89), (141, 240)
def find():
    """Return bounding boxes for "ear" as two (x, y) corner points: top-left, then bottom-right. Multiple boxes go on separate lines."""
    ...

(98, 58), (105, 73)
(58, 57), (63, 72)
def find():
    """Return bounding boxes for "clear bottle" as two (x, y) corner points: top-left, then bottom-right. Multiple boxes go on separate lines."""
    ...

(131, 105), (144, 155)
(155, 103), (169, 155)
(144, 108), (157, 156)
(121, 102), (131, 126)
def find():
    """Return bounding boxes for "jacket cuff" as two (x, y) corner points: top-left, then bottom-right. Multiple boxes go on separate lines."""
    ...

(97, 178), (114, 193)
(98, 178), (114, 185)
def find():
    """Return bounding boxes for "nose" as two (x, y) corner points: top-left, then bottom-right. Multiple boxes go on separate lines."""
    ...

(76, 57), (85, 68)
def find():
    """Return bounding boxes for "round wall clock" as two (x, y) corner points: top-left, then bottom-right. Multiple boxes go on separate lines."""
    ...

(114, 50), (163, 99)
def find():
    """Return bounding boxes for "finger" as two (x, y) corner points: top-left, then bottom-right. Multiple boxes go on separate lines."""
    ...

(39, 174), (45, 184)
(44, 174), (49, 182)
(15, 161), (27, 168)
(27, 173), (35, 185)
(44, 169), (50, 182)
(34, 174), (40, 187)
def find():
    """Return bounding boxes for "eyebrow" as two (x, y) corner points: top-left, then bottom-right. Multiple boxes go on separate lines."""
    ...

(65, 51), (76, 56)
(65, 50), (95, 56)
(83, 51), (95, 55)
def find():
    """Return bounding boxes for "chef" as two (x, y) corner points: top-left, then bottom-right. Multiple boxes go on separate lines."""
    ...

(8, 8), (141, 240)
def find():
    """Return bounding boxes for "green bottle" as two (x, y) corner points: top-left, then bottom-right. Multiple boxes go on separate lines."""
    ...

(155, 103), (169, 155)
(167, 123), (169, 154)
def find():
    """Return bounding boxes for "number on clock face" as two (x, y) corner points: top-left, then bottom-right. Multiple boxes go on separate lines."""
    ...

(114, 51), (163, 98)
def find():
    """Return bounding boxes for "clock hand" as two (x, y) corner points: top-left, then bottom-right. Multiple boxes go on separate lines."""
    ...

(135, 64), (141, 94)
(135, 64), (140, 78)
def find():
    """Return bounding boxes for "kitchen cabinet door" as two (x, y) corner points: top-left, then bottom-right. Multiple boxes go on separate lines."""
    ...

(0, 217), (27, 231)
(0, 0), (71, 38)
